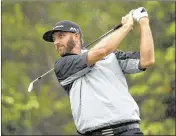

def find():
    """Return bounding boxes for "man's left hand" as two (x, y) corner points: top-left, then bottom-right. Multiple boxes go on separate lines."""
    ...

(132, 7), (148, 23)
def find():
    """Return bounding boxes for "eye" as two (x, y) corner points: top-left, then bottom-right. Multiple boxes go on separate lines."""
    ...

(60, 33), (65, 37)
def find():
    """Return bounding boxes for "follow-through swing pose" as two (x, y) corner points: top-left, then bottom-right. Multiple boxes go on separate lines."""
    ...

(42, 7), (154, 135)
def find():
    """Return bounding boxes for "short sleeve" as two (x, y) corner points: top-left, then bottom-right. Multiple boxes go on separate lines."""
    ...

(114, 50), (146, 74)
(54, 52), (88, 81)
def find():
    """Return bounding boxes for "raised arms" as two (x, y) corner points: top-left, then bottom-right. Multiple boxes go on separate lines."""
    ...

(86, 11), (134, 66)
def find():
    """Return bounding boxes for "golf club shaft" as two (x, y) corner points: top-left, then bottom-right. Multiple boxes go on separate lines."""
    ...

(85, 23), (122, 48)
(33, 68), (54, 83)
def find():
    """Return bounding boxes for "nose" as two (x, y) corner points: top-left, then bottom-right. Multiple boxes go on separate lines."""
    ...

(54, 38), (60, 45)
(54, 39), (61, 50)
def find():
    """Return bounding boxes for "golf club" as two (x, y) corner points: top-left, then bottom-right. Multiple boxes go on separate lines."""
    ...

(28, 23), (122, 92)
(28, 68), (54, 92)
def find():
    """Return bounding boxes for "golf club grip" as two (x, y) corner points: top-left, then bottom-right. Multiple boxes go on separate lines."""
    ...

(113, 23), (123, 30)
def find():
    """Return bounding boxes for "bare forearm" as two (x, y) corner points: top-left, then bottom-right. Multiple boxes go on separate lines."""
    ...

(91, 24), (132, 54)
(139, 18), (155, 68)
(86, 24), (132, 65)
(86, 11), (134, 65)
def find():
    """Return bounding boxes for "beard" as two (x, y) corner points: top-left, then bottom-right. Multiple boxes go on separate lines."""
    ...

(59, 37), (75, 56)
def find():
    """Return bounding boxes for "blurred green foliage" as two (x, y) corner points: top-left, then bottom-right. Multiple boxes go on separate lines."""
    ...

(2, 1), (175, 135)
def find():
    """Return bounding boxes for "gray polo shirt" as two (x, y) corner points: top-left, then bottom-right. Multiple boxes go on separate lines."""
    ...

(54, 50), (146, 133)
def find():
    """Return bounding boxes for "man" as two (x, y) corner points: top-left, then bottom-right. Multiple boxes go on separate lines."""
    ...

(43, 7), (154, 136)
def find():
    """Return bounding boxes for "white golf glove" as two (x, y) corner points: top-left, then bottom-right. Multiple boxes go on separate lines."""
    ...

(132, 7), (148, 22)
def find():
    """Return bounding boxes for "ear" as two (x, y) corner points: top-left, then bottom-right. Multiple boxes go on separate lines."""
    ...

(74, 33), (81, 44)
(75, 33), (80, 39)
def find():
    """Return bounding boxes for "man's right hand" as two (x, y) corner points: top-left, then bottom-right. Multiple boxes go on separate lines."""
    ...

(121, 10), (134, 30)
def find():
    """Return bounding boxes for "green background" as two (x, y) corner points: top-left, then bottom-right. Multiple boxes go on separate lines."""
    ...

(2, 1), (175, 135)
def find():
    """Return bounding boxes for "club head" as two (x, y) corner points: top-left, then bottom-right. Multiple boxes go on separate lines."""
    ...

(28, 82), (34, 92)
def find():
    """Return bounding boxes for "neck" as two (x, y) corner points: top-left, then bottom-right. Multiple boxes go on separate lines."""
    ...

(70, 46), (81, 54)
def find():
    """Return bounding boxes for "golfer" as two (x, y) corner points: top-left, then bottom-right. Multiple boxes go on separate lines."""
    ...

(43, 7), (154, 136)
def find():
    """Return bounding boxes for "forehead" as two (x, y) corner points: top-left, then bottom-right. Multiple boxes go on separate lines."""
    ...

(53, 31), (72, 36)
